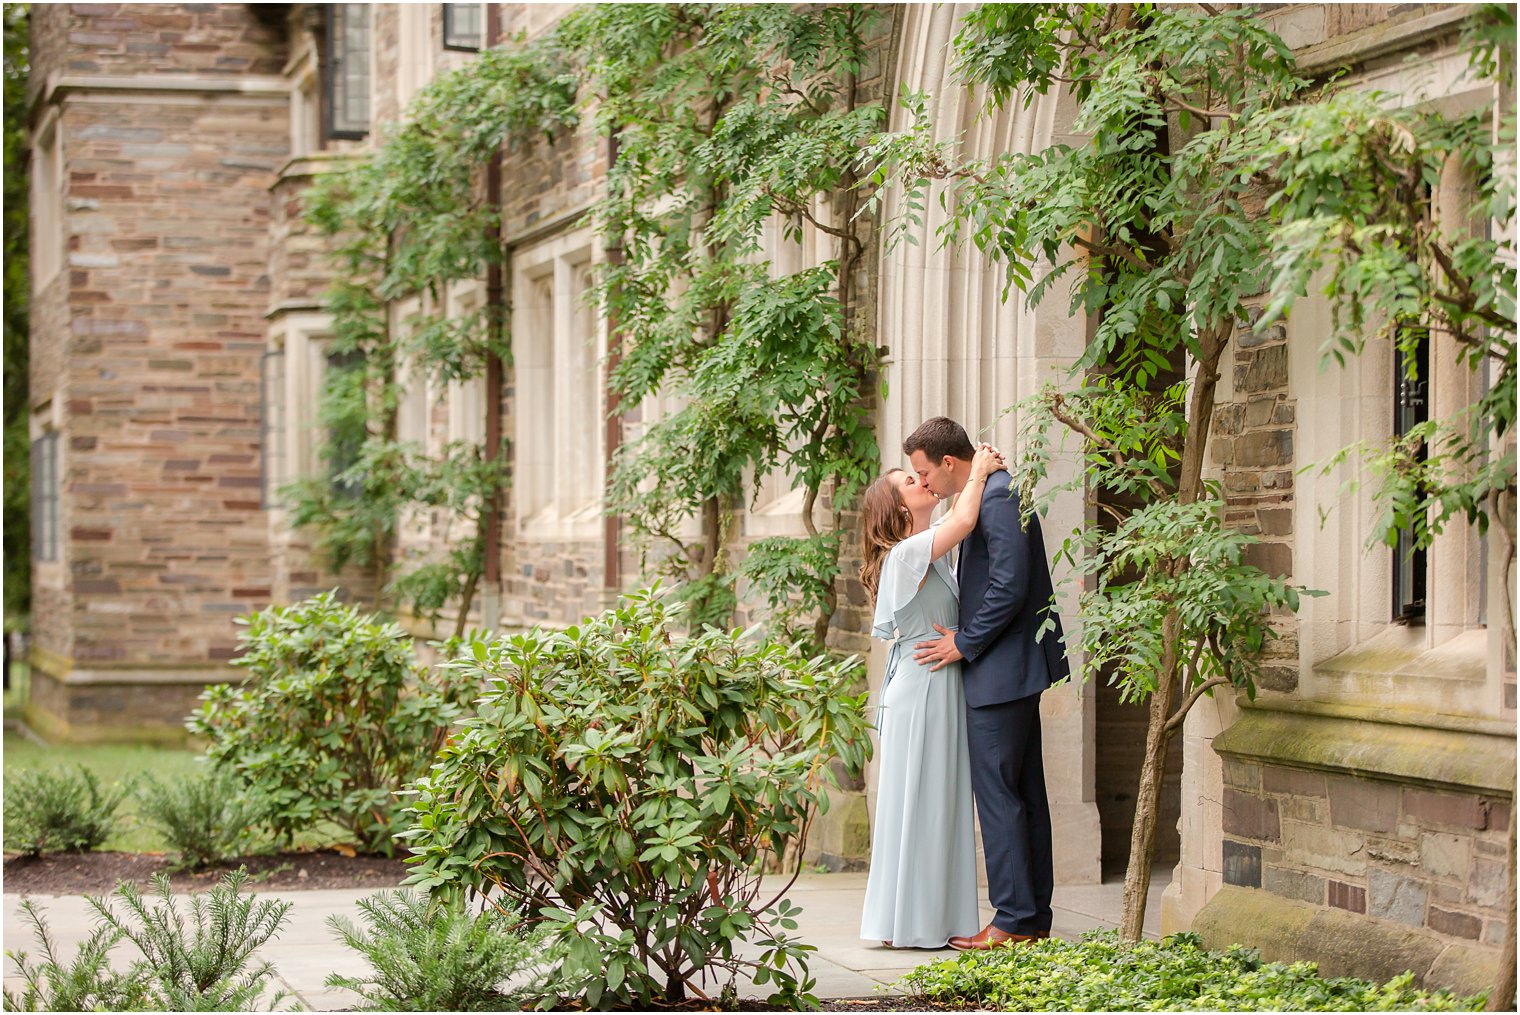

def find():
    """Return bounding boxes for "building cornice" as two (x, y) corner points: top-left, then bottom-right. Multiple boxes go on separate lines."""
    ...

(1294, 4), (1475, 76)
(35, 71), (289, 121)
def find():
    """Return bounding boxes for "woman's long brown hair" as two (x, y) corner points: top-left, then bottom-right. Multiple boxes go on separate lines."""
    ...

(858, 469), (913, 600)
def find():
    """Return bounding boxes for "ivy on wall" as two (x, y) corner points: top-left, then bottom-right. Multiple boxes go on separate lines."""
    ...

(293, 38), (578, 632)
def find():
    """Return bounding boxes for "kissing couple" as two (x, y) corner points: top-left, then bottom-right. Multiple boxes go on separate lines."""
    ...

(858, 417), (1070, 951)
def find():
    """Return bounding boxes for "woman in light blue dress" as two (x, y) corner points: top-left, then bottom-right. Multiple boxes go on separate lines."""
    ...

(857, 446), (1004, 949)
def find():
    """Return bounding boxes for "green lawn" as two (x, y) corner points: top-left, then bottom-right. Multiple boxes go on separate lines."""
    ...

(3, 736), (352, 855)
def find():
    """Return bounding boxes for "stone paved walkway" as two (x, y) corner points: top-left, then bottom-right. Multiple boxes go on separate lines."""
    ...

(3, 870), (1168, 1009)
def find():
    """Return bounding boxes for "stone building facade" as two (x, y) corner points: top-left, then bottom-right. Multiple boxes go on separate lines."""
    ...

(27, 2), (1512, 993)
(26, 4), (291, 741)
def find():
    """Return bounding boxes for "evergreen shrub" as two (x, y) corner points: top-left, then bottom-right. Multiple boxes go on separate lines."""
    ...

(188, 591), (472, 855)
(401, 587), (872, 1008)
(2, 765), (126, 855)
(901, 931), (1487, 1012)
(3, 902), (151, 1012)
(135, 769), (268, 870)
(5, 869), (292, 1012)
(326, 889), (556, 1011)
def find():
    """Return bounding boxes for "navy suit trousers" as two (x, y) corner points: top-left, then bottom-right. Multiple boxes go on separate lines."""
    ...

(967, 694), (1054, 935)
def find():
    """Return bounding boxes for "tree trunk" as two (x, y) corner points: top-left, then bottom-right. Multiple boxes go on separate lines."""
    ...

(1118, 325), (1227, 940)
(699, 496), (722, 577)
(452, 559), (480, 639)
(1120, 611), (1182, 941)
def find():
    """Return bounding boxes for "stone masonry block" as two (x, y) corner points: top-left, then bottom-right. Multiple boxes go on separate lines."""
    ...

(1366, 836), (1420, 868)
(1213, 403), (1244, 436)
(1369, 868), (1429, 927)
(1245, 396), (1279, 428)
(1222, 758), (1261, 792)
(1237, 322), (1286, 349)
(1256, 663), (1299, 693)
(1237, 344), (1289, 392)
(1427, 907), (1483, 941)
(1468, 856), (1507, 910)
(1264, 766), (1327, 798)
(1281, 820), (1368, 877)
(1243, 541), (1292, 578)
(1257, 508), (1293, 537)
(1419, 831), (1471, 882)
(1280, 795), (1328, 825)
(1223, 787), (1281, 842)
(1483, 919), (1506, 947)
(1264, 866), (1326, 905)
(1223, 839), (1263, 888)
(1404, 788), (1488, 830)
(1235, 429), (1294, 468)
(1328, 774), (1402, 834)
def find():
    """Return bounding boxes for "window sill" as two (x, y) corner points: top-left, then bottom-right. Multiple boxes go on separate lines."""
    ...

(517, 501), (603, 543)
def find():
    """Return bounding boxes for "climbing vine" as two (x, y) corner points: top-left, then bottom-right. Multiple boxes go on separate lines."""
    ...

(290, 39), (577, 632)
(296, 4), (886, 648)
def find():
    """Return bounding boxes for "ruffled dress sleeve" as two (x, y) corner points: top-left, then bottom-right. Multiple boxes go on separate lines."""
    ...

(871, 528), (936, 640)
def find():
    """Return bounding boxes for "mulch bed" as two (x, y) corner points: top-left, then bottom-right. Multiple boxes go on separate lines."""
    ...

(2, 848), (410, 895)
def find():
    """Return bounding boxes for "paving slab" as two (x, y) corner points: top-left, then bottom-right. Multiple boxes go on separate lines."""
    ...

(4, 870), (1167, 1009)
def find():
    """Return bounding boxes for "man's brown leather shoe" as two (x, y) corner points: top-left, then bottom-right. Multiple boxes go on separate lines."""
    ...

(947, 923), (1045, 951)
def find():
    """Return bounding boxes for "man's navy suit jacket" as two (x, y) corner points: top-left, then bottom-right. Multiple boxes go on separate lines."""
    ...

(951, 470), (1070, 707)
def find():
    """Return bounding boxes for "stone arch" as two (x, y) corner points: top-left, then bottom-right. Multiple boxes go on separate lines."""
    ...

(871, 3), (1102, 885)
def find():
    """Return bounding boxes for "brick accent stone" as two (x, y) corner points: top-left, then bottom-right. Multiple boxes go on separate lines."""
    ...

(1223, 787), (1281, 842)
(1328, 879), (1367, 914)
(1223, 839), (1262, 888)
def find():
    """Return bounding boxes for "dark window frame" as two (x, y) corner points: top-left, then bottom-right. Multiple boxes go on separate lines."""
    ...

(1392, 325), (1430, 624)
(324, 4), (371, 142)
(442, 3), (484, 51)
(325, 347), (367, 500)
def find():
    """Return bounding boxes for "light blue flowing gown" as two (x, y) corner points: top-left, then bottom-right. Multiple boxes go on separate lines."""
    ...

(859, 528), (980, 949)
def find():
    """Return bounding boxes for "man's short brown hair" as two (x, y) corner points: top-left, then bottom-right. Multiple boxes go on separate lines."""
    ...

(903, 417), (975, 462)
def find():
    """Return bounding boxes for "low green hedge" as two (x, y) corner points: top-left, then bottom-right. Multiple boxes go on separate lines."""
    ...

(900, 932), (1486, 1012)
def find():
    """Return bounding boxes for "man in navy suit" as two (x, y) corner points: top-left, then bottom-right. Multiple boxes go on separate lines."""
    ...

(906, 417), (1069, 950)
